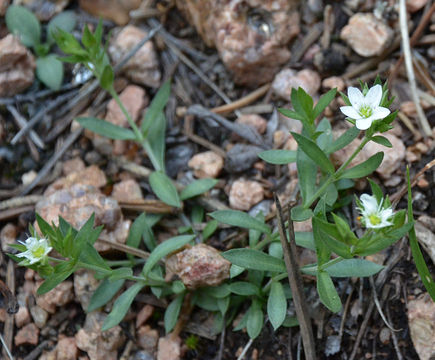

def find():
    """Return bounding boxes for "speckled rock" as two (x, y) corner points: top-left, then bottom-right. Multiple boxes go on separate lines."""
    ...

(56, 336), (78, 360)
(44, 165), (107, 195)
(75, 311), (125, 360)
(188, 151), (224, 179)
(1, 223), (17, 252)
(340, 13), (393, 57)
(36, 281), (74, 314)
(15, 323), (39, 346)
(272, 69), (321, 100)
(108, 25), (161, 87)
(166, 244), (230, 289)
(112, 179), (143, 202)
(0, 35), (36, 96)
(105, 85), (147, 126)
(176, 0), (300, 86)
(14, 306), (30, 328)
(236, 114), (267, 134)
(74, 270), (100, 310)
(157, 335), (181, 360)
(137, 325), (159, 353)
(79, 0), (141, 25)
(408, 293), (435, 360)
(229, 179), (264, 211)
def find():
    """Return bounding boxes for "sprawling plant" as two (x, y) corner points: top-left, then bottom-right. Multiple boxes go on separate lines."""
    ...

(9, 21), (434, 346)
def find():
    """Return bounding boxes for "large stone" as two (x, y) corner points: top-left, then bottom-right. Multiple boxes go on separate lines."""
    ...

(36, 281), (74, 314)
(408, 293), (435, 360)
(108, 25), (161, 87)
(112, 179), (143, 202)
(15, 323), (39, 346)
(340, 13), (393, 57)
(272, 69), (321, 100)
(0, 35), (35, 96)
(229, 179), (264, 211)
(57, 336), (78, 360)
(1, 223), (17, 252)
(188, 151), (224, 179)
(176, 0), (300, 86)
(75, 312), (125, 360)
(166, 244), (230, 289)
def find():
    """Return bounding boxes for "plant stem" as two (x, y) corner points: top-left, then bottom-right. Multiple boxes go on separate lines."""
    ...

(77, 261), (145, 283)
(110, 88), (144, 142)
(142, 139), (162, 172)
(106, 259), (146, 267)
(303, 135), (371, 209)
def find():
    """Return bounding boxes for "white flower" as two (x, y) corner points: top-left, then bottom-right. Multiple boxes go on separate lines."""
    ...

(16, 237), (52, 265)
(358, 194), (393, 229)
(340, 84), (390, 130)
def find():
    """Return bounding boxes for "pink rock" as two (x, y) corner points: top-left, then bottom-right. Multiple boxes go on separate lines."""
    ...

(14, 306), (30, 328)
(30, 305), (48, 328)
(57, 336), (79, 360)
(74, 270), (100, 310)
(36, 281), (74, 314)
(229, 180), (264, 211)
(1, 222), (17, 252)
(137, 325), (159, 353)
(79, 0), (141, 26)
(136, 304), (154, 328)
(188, 151), (224, 179)
(108, 25), (161, 87)
(322, 76), (345, 92)
(340, 13), (393, 57)
(105, 85), (147, 127)
(407, 0), (428, 12)
(75, 312), (125, 360)
(236, 114), (267, 134)
(272, 69), (321, 100)
(408, 293), (435, 360)
(0, 35), (36, 96)
(166, 244), (231, 289)
(15, 323), (39, 346)
(45, 165), (107, 195)
(157, 335), (181, 360)
(112, 179), (143, 202)
(62, 157), (86, 176)
(176, 0), (299, 86)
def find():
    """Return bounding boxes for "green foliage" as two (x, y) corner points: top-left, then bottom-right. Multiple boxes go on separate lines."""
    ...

(180, 179), (219, 200)
(258, 150), (296, 164)
(149, 171), (181, 208)
(210, 210), (271, 234)
(6, 5), (76, 89)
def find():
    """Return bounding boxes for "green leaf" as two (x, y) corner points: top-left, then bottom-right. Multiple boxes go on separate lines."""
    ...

(180, 179), (219, 200)
(141, 79), (171, 133)
(202, 220), (218, 241)
(164, 293), (184, 333)
(193, 291), (220, 311)
(340, 152), (384, 179)
(312, 216), (332, 266)
(269, 242), (283, 259)
(312, 88), (337, 120)
(126, 213), (148, 250)
(292, 133), (335, 174)
(247, 300), (263, 339)
(258, 150), (297, 165)
(316, 118), (333, 151)
(222, 249), (286, 273)
(210, 210), (270, 234)
(102, 282), (144, 331)
(145, 111), (167, 172)
(230, 264), (245, 278)
(297, 87), (314, 122)
(332, 213), (357, 245)
(323, 259), (384, 277)
(291, 206), (313, 222)
(323, 183), (338, 206)
(229, 282), (260, 296)
(37, 261), (76, 295)
(76, 117), (136, 140)
(100, 65), (114, 91)
(87, 279), (125, 312)
(297, 147), (317, 205)
(217, 297), (230, 316)
(295, 232), (315, 251)
(313, 216), (352, 259)
(324, 127), (360, 155)
(407, 168), (435, 301)
(205, 284), (231, 299)
(267, 282), (287, 330)
(371, 136), (392, 148)
(109, 268), (133, 281)
(5, 5), (41, 48)
(143, 235), (195, 276)
(317, 271), (342, 313)
(36, 55), (64, 90)
(149, 171), (181, 208)
(47, 11), (76, 44)
(282, 316), (299, 328)
(368, 179), (383, 203)
(278, 108), (306, 122)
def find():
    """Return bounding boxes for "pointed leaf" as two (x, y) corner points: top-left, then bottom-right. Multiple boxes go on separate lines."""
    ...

(210, 210), (270, 234)
(267, 281), (287, 330)
(76, 117), (136, 140)
(317, 271), (342, 313)
(247, 300), (263, 339)
(164, 293), (184, 333)
(258, 150), (297, 165)
(180, 179), (218, 200)
(340, 152), (384, 179)
(149, 171), (181, 208)
(6, 5), (40, 48)
(87, 279), (125, 312)
(324, 127), (360, 155)
(313, 88), (337, 119)
(222, 249), (286, 273)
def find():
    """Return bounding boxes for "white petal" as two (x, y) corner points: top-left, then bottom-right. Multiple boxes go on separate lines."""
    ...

(356, 118), (373, 130)
(348, 87), (364, 108)
(360, 194), (378, 213)
(340, 106), (361, 119)
(365, 84), (383, 107)
(369, 107), (390, 121)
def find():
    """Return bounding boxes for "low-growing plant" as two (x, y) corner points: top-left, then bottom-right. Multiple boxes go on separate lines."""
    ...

(8, 18), (435, 351)
(5, 5), (77, 90)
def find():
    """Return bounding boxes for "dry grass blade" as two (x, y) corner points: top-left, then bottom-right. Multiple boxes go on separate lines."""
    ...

(274, 195), (316, 359)
(399, 0), (431, 136)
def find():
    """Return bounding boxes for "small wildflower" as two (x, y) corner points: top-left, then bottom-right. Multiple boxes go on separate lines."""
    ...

(16, 237), (52, 265)
(340, 84), (390, 130)
(357, 194), (393, 229)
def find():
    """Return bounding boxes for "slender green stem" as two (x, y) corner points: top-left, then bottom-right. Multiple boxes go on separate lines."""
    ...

(106, 259), (146, 267)
(319, 256), (344, 270)
(254, 233), (274, 251)
(110, 88), (144, 142)
(303, 135), (371, 209)
(77, 261), (146, 283)
(262, 273), (288, 292)
(142, 139), (162, 172)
